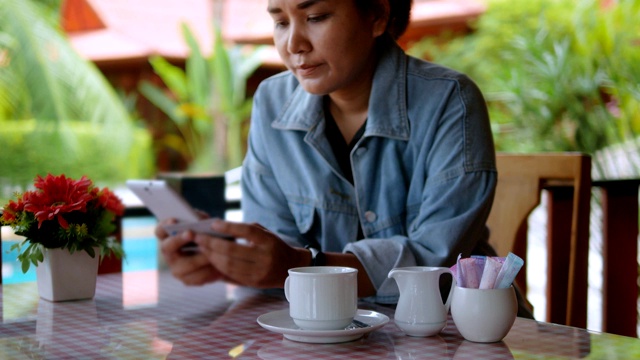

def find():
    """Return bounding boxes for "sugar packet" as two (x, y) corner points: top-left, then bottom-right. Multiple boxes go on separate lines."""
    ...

(450, 253), (523, 289)
(494, 252), (524, 289)
(454, 253), (465, 288)
(459, 257), (482, 288)
(479, 256), (502, 289)
(471, 255), (486, 275)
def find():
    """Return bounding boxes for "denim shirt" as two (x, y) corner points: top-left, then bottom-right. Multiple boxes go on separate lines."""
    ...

(241, 39), (497, 304)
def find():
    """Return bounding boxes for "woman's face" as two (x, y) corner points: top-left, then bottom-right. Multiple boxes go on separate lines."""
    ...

(267, 0), (386, 96)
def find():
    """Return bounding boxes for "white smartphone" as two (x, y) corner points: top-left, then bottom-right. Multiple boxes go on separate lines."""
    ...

(163, 218), (234, 240)
(126, 180), (200, 223)
(126, 180), (234, 254)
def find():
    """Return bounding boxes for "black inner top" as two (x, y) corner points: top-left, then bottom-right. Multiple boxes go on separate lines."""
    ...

(324, 97), (366, 240)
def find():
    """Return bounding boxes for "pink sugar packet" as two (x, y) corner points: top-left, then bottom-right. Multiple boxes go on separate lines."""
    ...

(471, 255), (486, 275)
(479, 256), (502, 289)
(450, 263), (458, 280)
(460, 258), (481, 288)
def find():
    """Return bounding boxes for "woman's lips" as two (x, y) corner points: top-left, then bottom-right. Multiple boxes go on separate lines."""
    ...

(296, 64), (320, 77)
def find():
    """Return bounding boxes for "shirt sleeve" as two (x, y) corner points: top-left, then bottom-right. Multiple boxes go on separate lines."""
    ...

(240, 92), (304, 247)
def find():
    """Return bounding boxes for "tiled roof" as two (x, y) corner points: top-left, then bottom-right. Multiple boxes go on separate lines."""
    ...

(63, 0), (214, 65)
(63, 0), (485, 66)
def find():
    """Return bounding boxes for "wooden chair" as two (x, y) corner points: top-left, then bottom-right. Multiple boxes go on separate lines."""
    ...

(487, 153), (591, 328)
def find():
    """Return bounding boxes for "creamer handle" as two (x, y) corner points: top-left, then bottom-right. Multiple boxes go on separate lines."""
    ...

(442, 268), (457, 311)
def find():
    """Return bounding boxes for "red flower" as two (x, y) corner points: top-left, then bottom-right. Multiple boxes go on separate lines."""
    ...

(1, 173), (126, 273)
(22, 174), (94, 229)
(1, 198), (25, 223)
(97, 187), (125, 217)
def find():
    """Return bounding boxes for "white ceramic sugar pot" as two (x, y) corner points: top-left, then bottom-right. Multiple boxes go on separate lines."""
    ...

(388, 266), (456, 337)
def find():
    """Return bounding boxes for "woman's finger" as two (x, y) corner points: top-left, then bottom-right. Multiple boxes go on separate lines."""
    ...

(160, 231), (198, 258)
(154, 218), (178, 239)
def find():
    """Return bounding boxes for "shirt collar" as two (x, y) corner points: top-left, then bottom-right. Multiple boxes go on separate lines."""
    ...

(272, 38), (410, 141)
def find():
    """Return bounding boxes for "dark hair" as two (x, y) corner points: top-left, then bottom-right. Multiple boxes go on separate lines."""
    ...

(354, 0), (413, 40)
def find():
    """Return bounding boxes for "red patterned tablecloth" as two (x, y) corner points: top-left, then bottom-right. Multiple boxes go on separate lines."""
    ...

(1, 270), (638, 359)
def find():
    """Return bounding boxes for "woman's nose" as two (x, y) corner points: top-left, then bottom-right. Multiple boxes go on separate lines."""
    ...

(287, 25), (311, 54)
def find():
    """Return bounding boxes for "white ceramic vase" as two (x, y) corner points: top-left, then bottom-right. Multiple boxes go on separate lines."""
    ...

(36, 247), (100, 302)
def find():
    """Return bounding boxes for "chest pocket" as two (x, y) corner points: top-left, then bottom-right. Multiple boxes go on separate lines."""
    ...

(287, 200), (315, 234)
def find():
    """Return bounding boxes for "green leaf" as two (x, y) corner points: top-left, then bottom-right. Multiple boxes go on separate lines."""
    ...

(21, 259), (30, 273)
(138, 81), (187, 125)
(35, 247), (43, 263)
(234, 46), (268, 105)
(182, 23), (210, 111)
(148, 56), (189, 101)
(211, 26), (234, 113)
(29, 252), (38, 266)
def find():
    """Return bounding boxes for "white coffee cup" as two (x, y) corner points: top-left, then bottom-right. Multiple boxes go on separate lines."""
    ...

(284, 266), (358, 330)
(450, 285), (517, 343)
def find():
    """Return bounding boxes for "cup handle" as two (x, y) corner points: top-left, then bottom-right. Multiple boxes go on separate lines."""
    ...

(442, 268), (457, 312)
(284, 276), (291, 302)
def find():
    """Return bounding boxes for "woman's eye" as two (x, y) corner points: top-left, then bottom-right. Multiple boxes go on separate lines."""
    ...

(274, 20), (289, 28)
(308, 14), (329, 23)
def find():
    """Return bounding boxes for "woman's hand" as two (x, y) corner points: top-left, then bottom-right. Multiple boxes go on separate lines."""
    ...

(155, 219), (223, 286)
(193, 219), (310, 289)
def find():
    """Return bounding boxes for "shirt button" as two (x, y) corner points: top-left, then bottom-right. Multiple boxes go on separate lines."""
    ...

(364, 211), (377, 223)
(355, 147), (367, 156)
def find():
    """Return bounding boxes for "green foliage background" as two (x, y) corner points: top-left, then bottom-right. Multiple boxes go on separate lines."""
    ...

(139, 25), (266, 174)
(0, 0), (155, 202)
(0, 121), (153, 193)
(409, 0), (640, 177)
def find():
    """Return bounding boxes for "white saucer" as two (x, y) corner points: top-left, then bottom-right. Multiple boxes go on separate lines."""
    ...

(257, 309), (389, 343)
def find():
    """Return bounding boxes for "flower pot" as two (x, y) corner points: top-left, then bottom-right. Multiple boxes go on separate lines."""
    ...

(36, 247), (100, 302)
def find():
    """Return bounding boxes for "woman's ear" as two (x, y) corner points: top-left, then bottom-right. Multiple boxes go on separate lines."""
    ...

(371, 0), (390, 38)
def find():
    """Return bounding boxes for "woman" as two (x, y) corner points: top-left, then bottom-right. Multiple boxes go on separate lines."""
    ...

(158, 0), (499, 306)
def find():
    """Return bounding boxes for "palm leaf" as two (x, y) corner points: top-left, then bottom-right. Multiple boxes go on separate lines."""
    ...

(138, 80), (187, 124)
(0, 0), (145, 181)
(234, 45), (268, 105)
(210, 26), (234, 114)
(1, 1), (132, 127)
(182, 23), (210, 110)
(148, 56), (189, 102)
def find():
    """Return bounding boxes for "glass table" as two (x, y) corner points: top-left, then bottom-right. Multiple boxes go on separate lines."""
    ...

(1, 270), (638, 359)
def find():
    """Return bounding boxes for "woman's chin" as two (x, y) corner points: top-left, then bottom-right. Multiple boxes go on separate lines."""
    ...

(294, 77), (333, 96)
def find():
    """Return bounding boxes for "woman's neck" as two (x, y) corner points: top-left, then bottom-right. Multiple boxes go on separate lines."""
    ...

(326, 38), (385, 143)
(326, 94), (369, 144)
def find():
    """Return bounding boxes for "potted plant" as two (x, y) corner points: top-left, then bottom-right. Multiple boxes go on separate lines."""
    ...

(1, 173), (125, 301)
(139, 25), (267, 216)
(138, 24), (267, 174)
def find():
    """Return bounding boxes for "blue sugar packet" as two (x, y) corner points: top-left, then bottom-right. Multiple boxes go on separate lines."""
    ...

(494, 252), (524, 289)
(455, 253), (465, 288)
